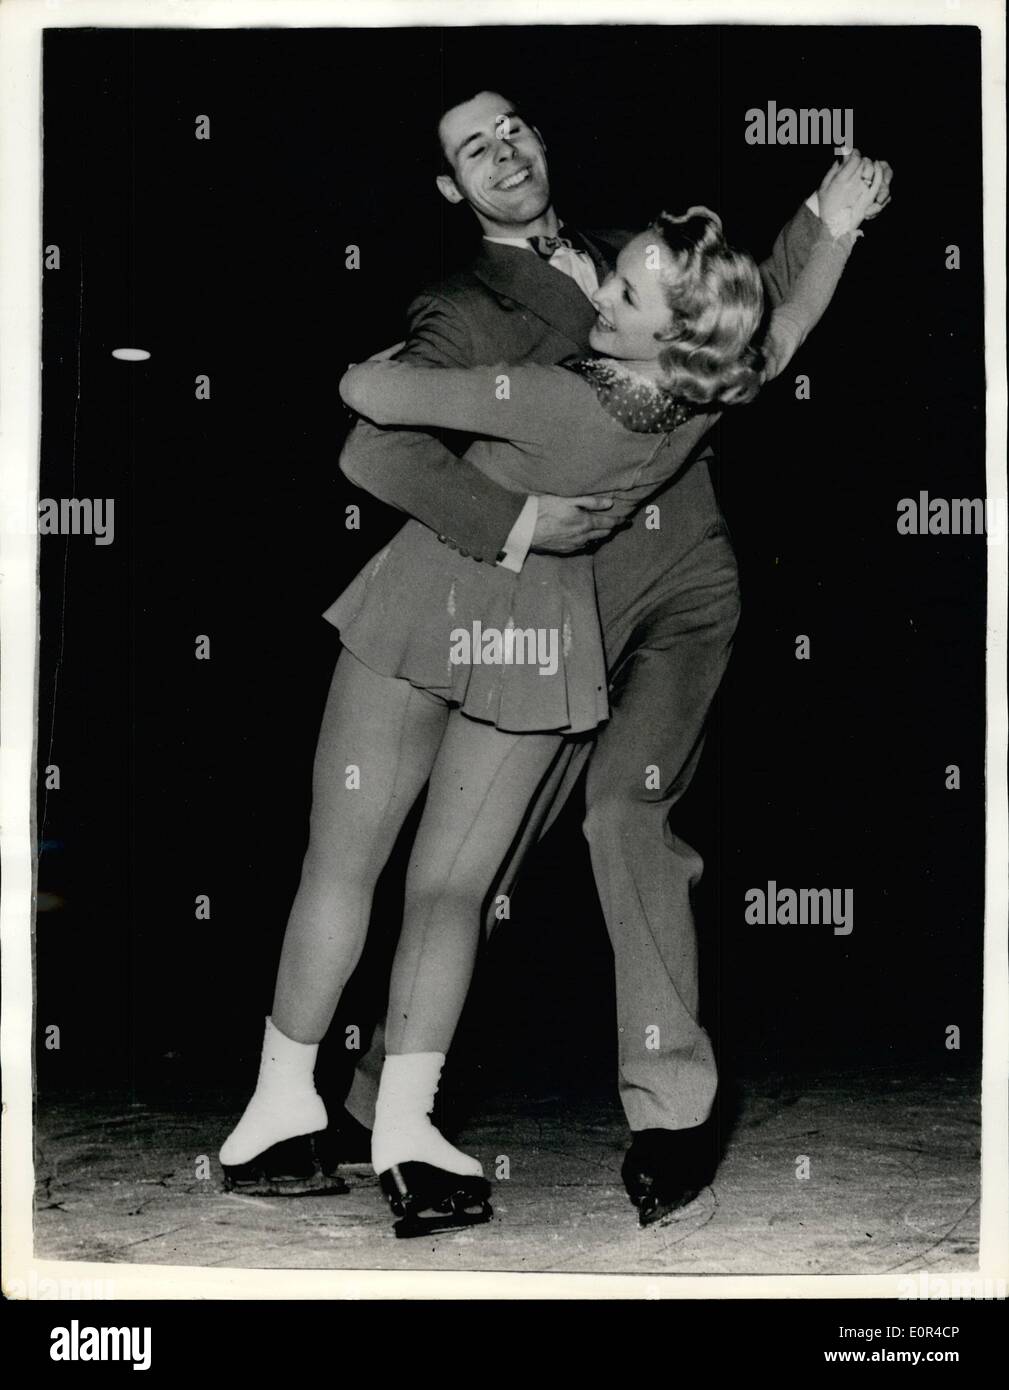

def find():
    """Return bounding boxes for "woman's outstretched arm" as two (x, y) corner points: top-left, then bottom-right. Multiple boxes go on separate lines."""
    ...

(761, 153), (883, 383)
(760, 231), (858, 382)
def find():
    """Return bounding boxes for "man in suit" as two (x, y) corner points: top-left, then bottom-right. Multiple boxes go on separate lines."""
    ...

(320, 88), (891, 1223)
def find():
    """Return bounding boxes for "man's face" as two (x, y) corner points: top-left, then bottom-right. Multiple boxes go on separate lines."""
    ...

(437, 91), (552, 233)
(589, 233), (675, 362)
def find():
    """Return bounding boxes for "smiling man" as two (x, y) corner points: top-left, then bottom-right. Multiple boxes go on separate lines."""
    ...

(436, 100), (555, 234)
(306, 86), (892, 1226)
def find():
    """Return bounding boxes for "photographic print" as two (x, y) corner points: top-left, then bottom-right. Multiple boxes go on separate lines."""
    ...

(2, 0), (1005, 1315)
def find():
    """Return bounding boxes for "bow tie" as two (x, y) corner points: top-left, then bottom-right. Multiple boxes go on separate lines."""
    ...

(529, 233), (575, 260)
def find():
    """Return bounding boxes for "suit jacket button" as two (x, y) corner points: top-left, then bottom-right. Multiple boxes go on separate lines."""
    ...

(459, 548), (470, 558)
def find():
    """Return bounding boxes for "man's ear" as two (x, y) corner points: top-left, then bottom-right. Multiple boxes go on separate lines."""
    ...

(436, 174), (465, 205)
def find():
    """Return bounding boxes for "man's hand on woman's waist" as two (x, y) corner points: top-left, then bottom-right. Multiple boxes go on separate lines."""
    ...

(529, 493), (634, 556)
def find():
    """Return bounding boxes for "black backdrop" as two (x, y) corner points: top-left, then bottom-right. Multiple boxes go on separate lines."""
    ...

(36, 25), (985, 1110)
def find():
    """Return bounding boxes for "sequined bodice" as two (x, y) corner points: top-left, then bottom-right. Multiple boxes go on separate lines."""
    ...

(564, 356), (702, 434)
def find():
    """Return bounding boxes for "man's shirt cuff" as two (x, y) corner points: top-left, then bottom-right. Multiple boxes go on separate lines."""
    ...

(806, 191), (821, 218)
(496, 495), (539, 573)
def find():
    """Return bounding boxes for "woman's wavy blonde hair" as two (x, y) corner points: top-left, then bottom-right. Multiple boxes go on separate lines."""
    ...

(649, 207), (765, 406)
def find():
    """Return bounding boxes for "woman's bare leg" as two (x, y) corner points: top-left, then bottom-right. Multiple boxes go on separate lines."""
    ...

(220, 650), (449, 1170)
(371, 712), (565, 1181)
(271, 649), (451, 1042)
(387, 713), (565, 1054)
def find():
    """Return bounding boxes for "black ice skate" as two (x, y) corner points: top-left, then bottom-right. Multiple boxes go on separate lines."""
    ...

(221, 1132), (349, 1197)
(378, 1161), (493, 1238)
(621, 1123), (716, 1227)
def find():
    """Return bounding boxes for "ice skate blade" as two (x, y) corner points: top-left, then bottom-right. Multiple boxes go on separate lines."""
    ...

(379, 1161), (493, 1238)
(221, 1133), (349, 1197)
(636, 1186), (703, 1227)
(392, 1204), (494, 1239)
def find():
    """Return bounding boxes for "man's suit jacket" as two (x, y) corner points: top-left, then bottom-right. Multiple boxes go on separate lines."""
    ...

(339, 209), (822, 616)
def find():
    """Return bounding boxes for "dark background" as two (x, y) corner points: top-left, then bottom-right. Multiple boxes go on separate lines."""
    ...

(35, 25), (985, 1116)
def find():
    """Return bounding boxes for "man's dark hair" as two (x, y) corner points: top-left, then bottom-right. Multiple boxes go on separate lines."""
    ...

(434, 82), (542, 177)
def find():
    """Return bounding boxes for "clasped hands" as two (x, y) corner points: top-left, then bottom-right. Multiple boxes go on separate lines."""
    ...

(817, 148), (892, 238)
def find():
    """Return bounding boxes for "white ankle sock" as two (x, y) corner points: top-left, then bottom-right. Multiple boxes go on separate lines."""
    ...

(371, 1051), (482, 1178)
(219, 1017), (328, 1166)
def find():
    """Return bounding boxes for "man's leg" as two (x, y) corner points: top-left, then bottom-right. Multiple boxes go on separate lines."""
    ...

(584, 528), (741, 1134)
(344, 1020), (386, 1130)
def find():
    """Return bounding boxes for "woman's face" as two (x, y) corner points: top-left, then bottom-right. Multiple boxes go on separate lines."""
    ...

(589, 232), (676, 363)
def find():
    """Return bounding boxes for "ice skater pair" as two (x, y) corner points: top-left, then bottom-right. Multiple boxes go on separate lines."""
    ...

(218, 133), (885, 1235)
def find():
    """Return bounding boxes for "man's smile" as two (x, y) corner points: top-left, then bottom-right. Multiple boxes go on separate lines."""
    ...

(494, 165), (534, 191)
(594, 310), (616, 332)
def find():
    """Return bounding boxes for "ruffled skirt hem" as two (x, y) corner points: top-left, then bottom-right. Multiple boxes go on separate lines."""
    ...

(321, 523), (610, 735)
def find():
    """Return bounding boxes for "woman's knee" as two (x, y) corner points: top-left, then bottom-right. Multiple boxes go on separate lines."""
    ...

(402, 873), (487, 929)
(299, 821), (382, 898)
